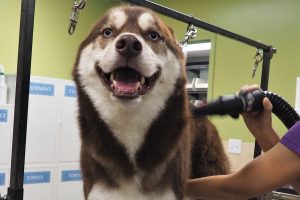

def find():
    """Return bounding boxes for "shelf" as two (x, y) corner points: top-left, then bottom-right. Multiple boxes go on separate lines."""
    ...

(187, 88), (207, 94)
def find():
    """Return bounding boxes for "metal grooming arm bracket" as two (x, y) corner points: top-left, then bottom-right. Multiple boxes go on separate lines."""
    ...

(122, 0), (277, 155)
(123, 0), (276, 50)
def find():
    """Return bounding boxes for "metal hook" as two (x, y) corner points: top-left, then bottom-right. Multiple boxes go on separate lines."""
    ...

(68, 21), (77, 35)
(252, 48), (263, 78)
(180, 23), (197, 47)
(68, 0), (87, 35)
(75, 0), (86, 9)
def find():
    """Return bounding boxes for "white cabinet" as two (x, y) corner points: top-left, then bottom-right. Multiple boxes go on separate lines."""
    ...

(3, 75), (84, 200)
(57, 165), (84, 200)
(0, 104), (13, 165)
(23, 168), (54, 200)
(58, 82), (80, 162)
(26, 78), (59, 163)
(6, 76), (81, 164)
(0, 105), (13, 196)
(0, 169), (9, 196)
(0, 172), (5, 192)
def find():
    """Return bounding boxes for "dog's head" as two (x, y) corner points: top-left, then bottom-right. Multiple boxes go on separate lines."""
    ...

(73, 6), (186, 105)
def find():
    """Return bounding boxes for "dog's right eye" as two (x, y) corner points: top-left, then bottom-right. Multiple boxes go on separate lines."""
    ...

(102, 28), (113, 38)
(148, 31), (160, 41)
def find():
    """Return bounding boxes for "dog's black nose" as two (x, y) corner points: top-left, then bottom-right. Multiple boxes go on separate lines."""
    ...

(115, 35), (142, 58)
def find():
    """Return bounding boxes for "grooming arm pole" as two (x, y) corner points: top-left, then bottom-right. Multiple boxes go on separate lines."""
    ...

(249, 48), (275, 200)
(252, 48), (275, 158)
(7, 0), (35, 200)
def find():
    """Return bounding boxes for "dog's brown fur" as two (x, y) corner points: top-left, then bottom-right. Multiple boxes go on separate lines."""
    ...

(73, 5), (229, 200)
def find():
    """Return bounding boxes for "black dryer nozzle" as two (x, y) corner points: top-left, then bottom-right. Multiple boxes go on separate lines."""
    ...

(192, 89), (265, 118)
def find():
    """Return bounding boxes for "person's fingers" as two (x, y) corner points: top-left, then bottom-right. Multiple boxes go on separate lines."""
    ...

(246, 84), (260, 92)
(238, 84), (260, 95)
(240, 84), (249, 92)
(242, 97), (271, 118)
(236, 85), (248, 95)
(262, 97), (273, 112)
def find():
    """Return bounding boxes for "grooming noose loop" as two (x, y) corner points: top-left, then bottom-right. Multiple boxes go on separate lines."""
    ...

(68, 0), (87, 35)
(252, 48), (263, 78)
(180, 23), (198, 47)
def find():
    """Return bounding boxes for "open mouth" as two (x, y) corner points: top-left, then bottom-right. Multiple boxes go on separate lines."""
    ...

(96, 66), (160, 99)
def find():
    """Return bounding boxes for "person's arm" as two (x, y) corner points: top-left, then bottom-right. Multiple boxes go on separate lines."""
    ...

(186, 142), (300, 200)
(240, 85), (300, 192)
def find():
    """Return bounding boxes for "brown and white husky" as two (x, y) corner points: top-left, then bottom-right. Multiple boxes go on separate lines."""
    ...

(72, 5), (229, 200)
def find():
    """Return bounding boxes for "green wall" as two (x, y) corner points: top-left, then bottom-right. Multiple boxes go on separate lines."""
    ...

(0, 0), (21, 74)
(1, 0), (299, 141)
(0, 0), (117, 78)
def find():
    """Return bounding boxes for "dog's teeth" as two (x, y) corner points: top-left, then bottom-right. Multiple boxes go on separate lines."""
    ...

(110, 73), (114, 82)
(140, 77), (145, 85)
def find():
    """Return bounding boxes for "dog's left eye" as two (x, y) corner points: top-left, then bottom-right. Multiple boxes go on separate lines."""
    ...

(102, 28), (113, 38)
(148, 31), (160, 41)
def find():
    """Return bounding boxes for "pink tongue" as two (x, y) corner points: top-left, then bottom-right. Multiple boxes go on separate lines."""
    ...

(114, 81), (139, 92)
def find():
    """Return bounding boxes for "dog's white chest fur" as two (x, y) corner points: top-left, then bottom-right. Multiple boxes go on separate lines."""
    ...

(87, 182), (176, 200)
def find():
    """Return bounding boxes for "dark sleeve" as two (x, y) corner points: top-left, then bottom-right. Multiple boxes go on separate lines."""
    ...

(280, 121), (300, 155)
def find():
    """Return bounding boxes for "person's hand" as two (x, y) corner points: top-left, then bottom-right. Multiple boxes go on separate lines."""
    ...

(240, 85), (273, 137)
(240, 85), (279, 151)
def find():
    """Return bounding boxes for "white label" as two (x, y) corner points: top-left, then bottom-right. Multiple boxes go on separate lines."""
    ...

(228, 138), (242, 154)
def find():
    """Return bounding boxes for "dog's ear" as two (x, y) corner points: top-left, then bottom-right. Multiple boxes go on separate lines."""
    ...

(166, 26), (176, 41)
(166, 26), (187, 63)
(156, 19), (175, 41)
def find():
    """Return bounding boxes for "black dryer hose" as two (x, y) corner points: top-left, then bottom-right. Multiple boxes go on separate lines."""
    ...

(264, 91), (300, 129)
